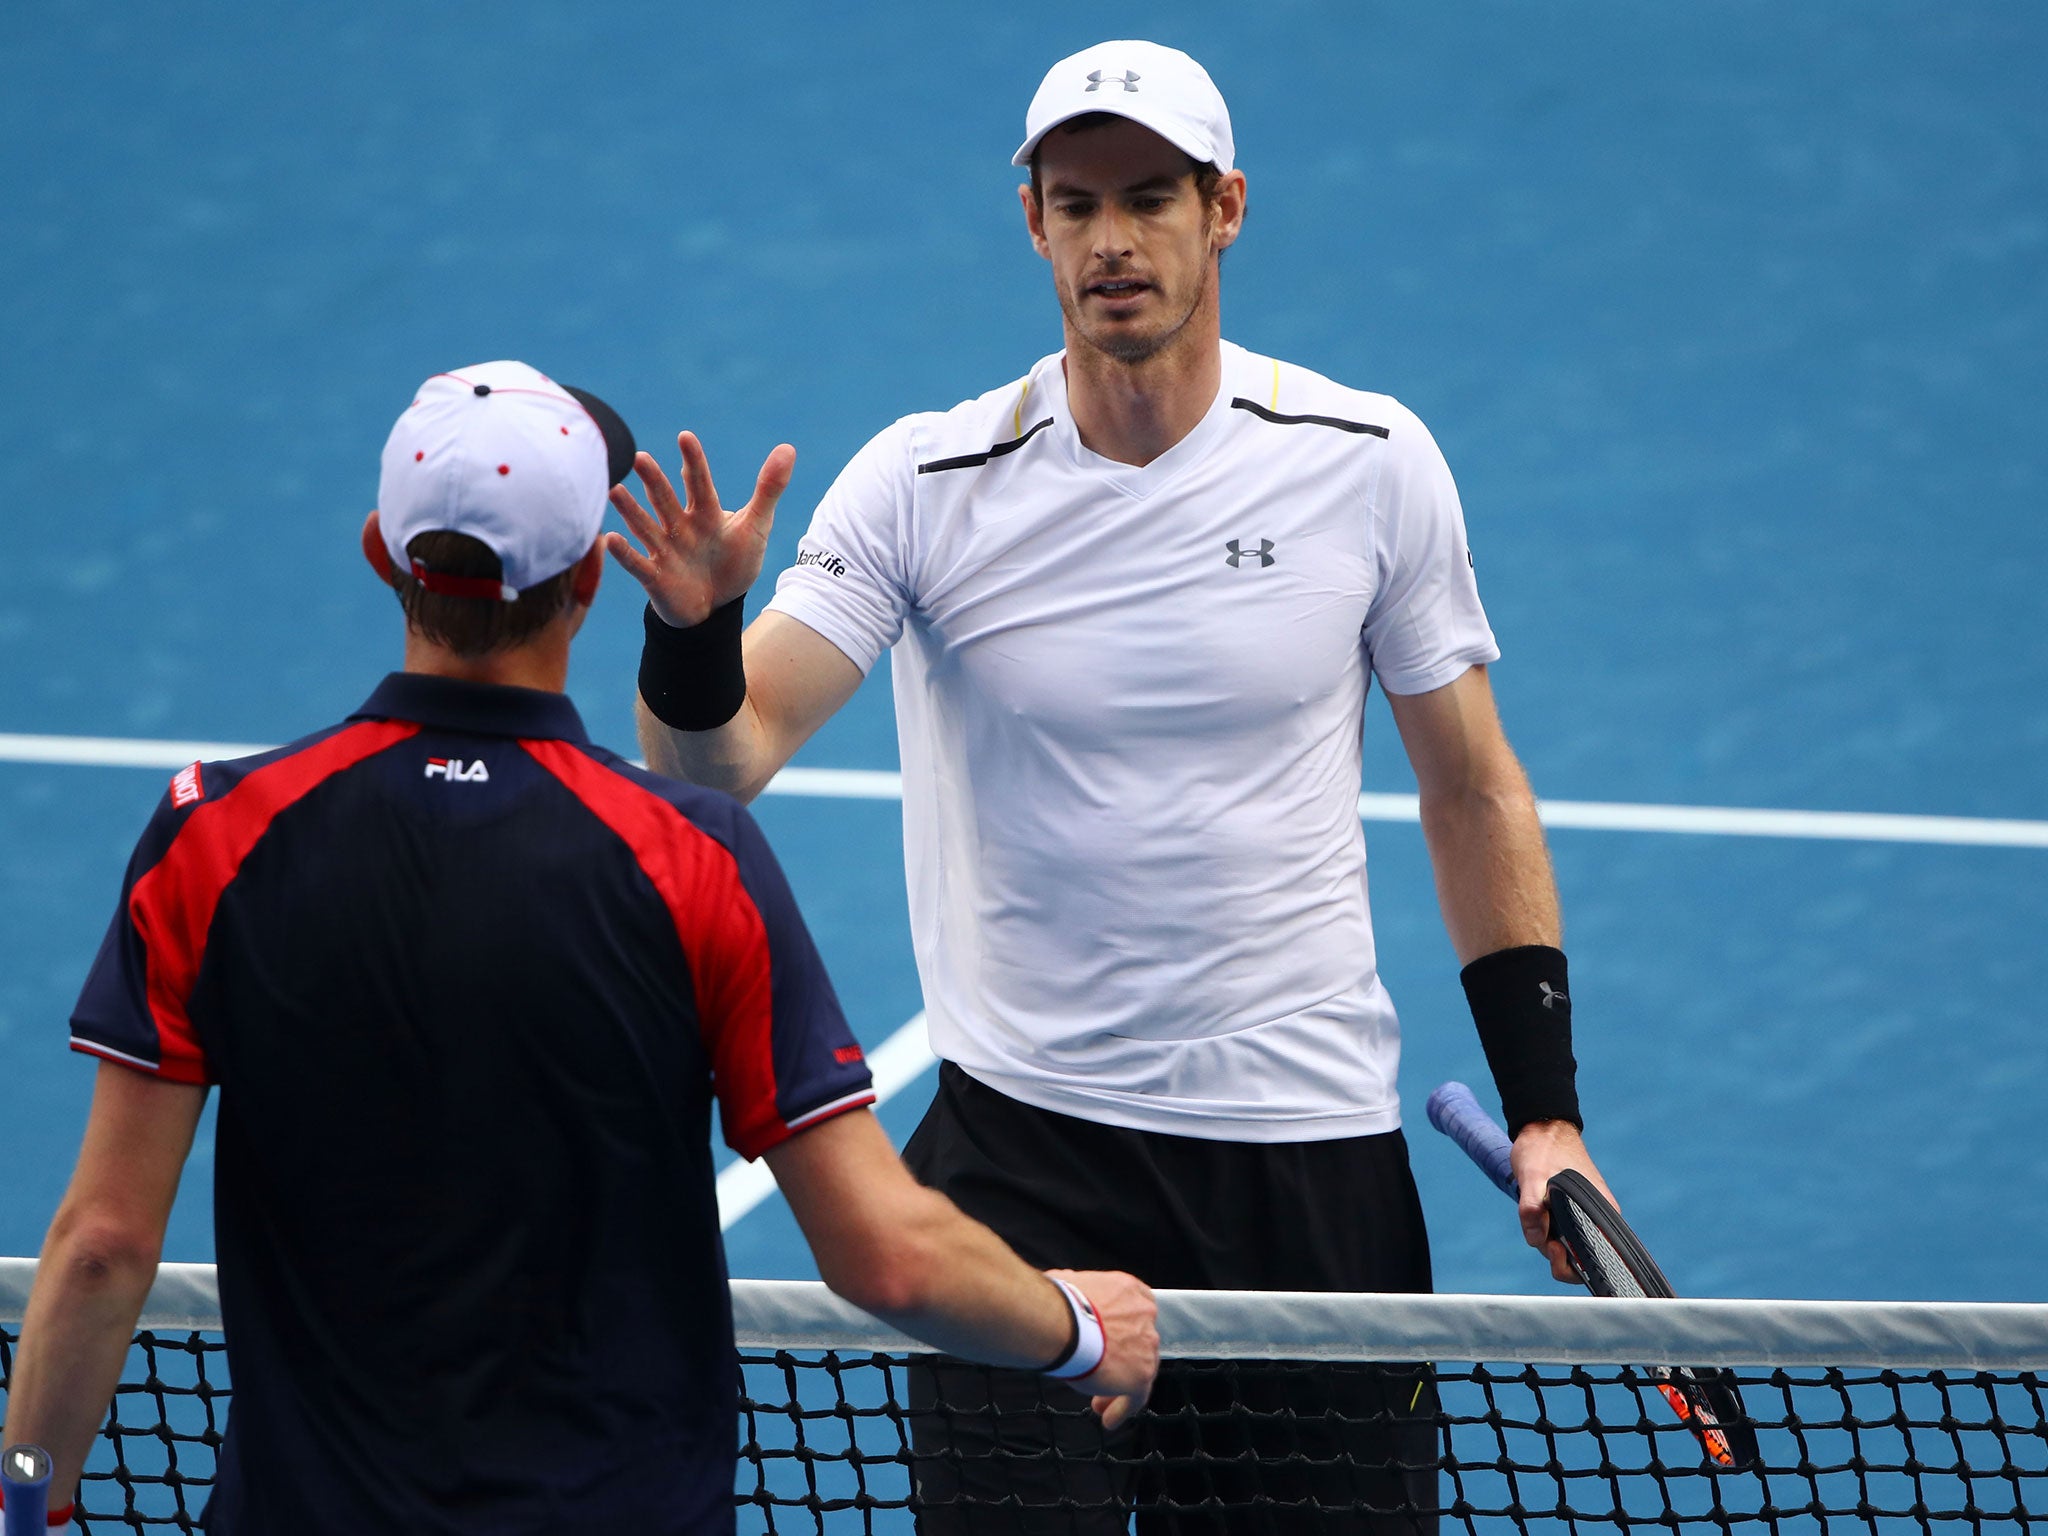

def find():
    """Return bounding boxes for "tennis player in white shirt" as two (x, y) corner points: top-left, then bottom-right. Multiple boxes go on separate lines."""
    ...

(610, 39), (1617, 1533)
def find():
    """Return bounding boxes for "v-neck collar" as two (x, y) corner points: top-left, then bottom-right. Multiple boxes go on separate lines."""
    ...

(1043, 343), (1242, 501)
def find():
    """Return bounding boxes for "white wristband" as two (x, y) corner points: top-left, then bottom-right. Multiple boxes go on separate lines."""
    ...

(1041, 1276), (1107, 1380)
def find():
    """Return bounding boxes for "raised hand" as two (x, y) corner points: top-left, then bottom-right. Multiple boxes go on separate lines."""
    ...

(606, 431), (796, 628)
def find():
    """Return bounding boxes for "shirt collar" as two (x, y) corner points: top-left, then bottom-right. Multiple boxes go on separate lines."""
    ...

(1041, 343), (1237, 497)
(349, 672), (591, 744)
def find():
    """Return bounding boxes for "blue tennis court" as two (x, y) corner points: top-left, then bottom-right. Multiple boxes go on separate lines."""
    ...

(2, 0), (2043, 1320)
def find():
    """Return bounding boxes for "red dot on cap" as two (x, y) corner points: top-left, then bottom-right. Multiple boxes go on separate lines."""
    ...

(560, 426), (569, 435)
(414, 450), (424, 462)
(498, 464), (510, 475)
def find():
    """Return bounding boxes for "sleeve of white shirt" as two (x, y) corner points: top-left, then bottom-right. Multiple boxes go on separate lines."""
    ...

(1359, 405), (1503, 695)
(764, 420), (917, 676)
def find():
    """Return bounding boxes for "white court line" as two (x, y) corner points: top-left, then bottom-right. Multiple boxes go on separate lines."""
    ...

(765, 765), (906, 801)
(10, 727), (2042, 1234)
(0, 733), (276, 769)
(1356, 791), (2048, 849)
(5, 731), (2044, 849)
(714, 1012), (936, 1231)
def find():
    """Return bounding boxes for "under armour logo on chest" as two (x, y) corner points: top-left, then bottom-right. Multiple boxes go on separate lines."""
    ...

(1225, 539), (1275, 568)
(1086, 69), (1141, 92)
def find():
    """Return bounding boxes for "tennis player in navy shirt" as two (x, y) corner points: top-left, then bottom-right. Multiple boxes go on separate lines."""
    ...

(0, 362), (1156, 1535)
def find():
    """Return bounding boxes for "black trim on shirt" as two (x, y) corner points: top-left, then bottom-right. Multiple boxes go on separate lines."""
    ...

(916, 418), (1056, 475)
(1230, 398), (1391, 438)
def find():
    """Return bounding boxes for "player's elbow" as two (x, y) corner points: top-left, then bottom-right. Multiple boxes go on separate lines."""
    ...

(811, 1193), (955, 1320)
(826, 1266), (928, 1321)
(44, 1205), (163, 1295)
(816, 1233), (940, 1320)
(1419, 764), (1534, 834)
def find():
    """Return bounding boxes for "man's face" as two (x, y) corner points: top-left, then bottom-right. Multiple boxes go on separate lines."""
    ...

(1022, 117), (1244, 365)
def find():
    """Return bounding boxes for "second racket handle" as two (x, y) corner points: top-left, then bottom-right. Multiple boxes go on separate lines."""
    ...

(2, 1445), (53, 1536)
(1425, 1081), (1519, 1200)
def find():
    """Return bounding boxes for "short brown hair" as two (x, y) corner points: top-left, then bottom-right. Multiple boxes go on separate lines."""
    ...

(1027, 112), (1223, 207)
(392, 530), (579, 657)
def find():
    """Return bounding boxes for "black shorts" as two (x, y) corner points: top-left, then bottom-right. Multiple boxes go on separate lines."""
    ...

(902, 1063), (1439, 1535)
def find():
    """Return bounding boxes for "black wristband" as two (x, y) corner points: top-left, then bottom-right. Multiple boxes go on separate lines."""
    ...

(639, 598), (747, 731)
(1461, 944), (1582, 1136)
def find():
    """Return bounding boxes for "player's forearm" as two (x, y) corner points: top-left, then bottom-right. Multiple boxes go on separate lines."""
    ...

(771, 1113), (1074, 1367)
(636, 612), (862, 802)
(819, 1182), (1074, 1369)
(1416, 761), (1560, 964)
(2, 1215), (162, 1507)
(775, 1114), (1154, 1412)
(635, 694), (780, 802)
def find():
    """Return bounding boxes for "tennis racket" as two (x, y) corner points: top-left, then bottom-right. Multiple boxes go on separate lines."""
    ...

(1425, 1081), (1759, 1469)
(1, 1445), (53, 1536)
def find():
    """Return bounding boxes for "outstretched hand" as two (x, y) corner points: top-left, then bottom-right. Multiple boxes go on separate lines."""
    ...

(606, 431), (796, 628)
(1047, 1268), (1160, 1429)
(1509, 1121), (1618, 1284)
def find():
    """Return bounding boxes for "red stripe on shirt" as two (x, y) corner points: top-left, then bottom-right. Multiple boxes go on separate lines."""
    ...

(521, 740), (791, 1158)
(125, 720), (421, 1083)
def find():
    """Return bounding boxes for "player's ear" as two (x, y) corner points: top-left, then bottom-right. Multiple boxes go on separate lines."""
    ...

(1211, 170), (1248, 255)
(570, 538), (604, 608)
(1019, 183), (1051, 260)
(362, 511), (399, 588)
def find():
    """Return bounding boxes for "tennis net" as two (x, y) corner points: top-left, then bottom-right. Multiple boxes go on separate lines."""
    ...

(5, 1259), (2047, 1532)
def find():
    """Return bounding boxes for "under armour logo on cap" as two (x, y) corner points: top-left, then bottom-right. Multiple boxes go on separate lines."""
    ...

(1225, 539), (1275, 568)
(1013, 41), (1235, 173)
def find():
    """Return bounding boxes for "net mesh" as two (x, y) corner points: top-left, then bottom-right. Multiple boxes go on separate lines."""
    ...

(5, 1279), (2047, 1533)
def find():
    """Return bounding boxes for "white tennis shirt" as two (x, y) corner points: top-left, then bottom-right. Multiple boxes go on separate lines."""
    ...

(768, 341), (1499, 1140)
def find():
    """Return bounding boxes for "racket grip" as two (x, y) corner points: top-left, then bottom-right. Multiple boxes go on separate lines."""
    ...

(1, 1445), (53, 1536)
(1426, 1081), (1519, 1201)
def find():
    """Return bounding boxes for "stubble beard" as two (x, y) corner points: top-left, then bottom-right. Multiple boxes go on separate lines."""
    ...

(1059, 258), (1215, 368)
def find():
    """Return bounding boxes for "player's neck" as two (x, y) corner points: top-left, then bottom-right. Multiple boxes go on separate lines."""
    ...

(401, 630), (572, 693)
(1061, 314), (1222, 468)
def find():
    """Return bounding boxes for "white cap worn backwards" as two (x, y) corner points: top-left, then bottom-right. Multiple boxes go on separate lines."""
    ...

(377, 361), (633, 601)
(1012, 40), (1234, 173)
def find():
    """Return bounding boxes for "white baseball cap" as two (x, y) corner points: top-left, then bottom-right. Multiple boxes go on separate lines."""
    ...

(1012, 40), (1234, 174)
(376, 360), (635, 601)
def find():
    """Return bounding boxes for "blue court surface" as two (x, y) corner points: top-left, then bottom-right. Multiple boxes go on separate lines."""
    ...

(3, 1), (2044, 1311)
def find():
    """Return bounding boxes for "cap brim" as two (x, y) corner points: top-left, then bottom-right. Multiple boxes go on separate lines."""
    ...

(1012, 106), (1112, 167)
(563, 385), (637, 487)
(1011, 107), (1215, 170)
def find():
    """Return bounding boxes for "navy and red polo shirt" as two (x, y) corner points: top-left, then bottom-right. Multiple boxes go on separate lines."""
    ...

(69, 673), (874, 1535)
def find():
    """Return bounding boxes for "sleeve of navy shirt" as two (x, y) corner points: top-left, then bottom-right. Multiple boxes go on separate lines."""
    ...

(69, 773), (213, 1082)
(675, 787), (875, 1159)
